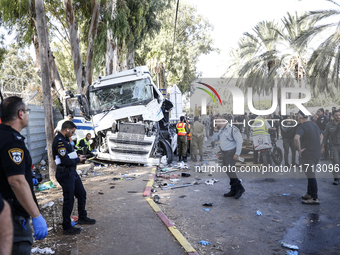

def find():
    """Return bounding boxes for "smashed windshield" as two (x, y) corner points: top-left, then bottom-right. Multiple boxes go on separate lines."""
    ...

(90, 78), (153, 113)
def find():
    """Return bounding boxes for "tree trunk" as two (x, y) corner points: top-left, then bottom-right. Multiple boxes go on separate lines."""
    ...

(32, 13), (67, 116)
(84, 1), (100, 94)
(63, 0), (84, 94)
(35, 0), (57, 185)
(127, 46), (135, 69)
(106, 0), (117, 76)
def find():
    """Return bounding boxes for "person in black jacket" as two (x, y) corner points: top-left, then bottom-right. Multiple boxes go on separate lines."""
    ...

(53, 121), (96, 235)
(281, 116), (298, 166)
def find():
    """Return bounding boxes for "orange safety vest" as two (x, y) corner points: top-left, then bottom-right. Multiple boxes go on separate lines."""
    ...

(176, 122), (187, 136)
(187, 124), (192, 140)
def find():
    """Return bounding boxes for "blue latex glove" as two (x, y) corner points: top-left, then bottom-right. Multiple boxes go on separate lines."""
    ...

(32, 214), (48, 240)
(198, 240), (211, 246)
(32, 178), (38, 186)
(70, 141), (75, 146)
(256, 210), (263, 216)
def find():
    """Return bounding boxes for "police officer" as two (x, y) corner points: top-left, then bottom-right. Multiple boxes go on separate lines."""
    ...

(53, 121), (96, 235)
(0, 96), (48, 254)
(191, 116), (205, 162)
(176, 116), (190, 162)
(322, 109), (340, 185)
(294, 110), (322, 205)
(213, 116), (245, 199)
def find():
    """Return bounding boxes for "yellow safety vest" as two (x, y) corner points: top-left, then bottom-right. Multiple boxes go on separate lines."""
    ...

(76, 138), (91, 151)
(253, 118), (269, 136)
(176, 122), (187, 136)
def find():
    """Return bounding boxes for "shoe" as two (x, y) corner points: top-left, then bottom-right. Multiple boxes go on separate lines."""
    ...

(183, 157), (187, 163)
(224, 191), (236, 197)
(63, 226), (82, 235)
(301, 193), (312, 200)
(178, 156), (182, 161)
(301, 198), (320, 205)
(333, 178), (339, 185)
(77, 217), (96, 225)
(234, 188), (245, 199)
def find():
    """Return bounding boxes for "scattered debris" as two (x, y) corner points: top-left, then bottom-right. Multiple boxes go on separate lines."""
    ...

(282, 194), (290, 196)
(181, 173), (191, 177)
(205, 179), (218, 185)
(40, 160), (46, 166)
(127, 191), (138, 193)
(256, 211), (263, 216)
(202, 203), (213, 207)
(204, 208), (210, 211)
(31, 247), (55, 254)
(161, 181), (199, 190)
(41, 201), (54, 209)
(170, 179), (180, 182)
(179, 195), (186, 198)
(281, 242), (299, 250)
(98, 192), (104, 195)
(153, 195), (160, 204)
(198, 240), (211, 246)
(286, 251), (299, 255)
(38, 181), (55, 191)
(110, 186), (115, 189)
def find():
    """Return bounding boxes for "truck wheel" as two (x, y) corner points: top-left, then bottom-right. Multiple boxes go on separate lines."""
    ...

(159, 139), (173, 164)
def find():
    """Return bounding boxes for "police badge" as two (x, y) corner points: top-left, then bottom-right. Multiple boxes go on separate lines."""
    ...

(58, 148), (66, 156)
(8, 148), (24, 165)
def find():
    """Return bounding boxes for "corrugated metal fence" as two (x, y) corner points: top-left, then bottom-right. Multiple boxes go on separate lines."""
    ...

(20, 105), (63, 164)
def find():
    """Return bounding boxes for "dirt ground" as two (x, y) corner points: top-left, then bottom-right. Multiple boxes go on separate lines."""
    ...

(33, 164), (157, 255)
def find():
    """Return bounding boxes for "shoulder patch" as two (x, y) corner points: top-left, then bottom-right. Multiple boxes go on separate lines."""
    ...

(8, 148), (24, 165)
(58, 147), (66, 156)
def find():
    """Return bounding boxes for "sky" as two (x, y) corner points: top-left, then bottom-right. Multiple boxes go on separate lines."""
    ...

(184, 0), (337, 77)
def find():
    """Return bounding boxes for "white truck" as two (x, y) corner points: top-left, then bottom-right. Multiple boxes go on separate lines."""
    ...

(65, 66), (177, 165)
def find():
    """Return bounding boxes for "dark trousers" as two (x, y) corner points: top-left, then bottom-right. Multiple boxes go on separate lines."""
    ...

(177, 135), (188, 157)
(222, 149), (244, 191)
(12, 215), (33, 255)
(56, 168), (87, 230)
(283, 138), (296, 165)
(300, 158), (318, 199)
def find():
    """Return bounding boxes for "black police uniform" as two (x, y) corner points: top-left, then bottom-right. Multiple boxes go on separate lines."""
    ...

(0, 123), (36, 253)
(53, 131), (87, 230)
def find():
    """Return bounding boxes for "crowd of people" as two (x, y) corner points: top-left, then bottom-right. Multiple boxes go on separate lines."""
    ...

(180, 106), (340, 204)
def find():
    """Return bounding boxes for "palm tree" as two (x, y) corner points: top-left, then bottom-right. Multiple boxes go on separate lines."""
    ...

(234, 20), (282, 95)
(295, 0), (340, 95)
(275, 12), (317, 98)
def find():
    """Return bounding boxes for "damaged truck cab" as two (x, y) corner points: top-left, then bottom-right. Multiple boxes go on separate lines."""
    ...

(75, 66), (176, 165)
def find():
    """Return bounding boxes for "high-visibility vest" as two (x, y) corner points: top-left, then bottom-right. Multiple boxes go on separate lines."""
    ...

(187, 124), (192, 140)
(76, 138), (91, 151)
(176, 122), (187, 136)
(253, 118), (269, 135)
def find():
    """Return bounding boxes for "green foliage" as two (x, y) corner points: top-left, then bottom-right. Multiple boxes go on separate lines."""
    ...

(93, 0), (172, 72)
(0, 44), (39, 93)
(136, 1), (217, 93)
(0, 0), (34, 46)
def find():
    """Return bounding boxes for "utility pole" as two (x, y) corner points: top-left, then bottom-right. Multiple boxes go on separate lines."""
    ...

(35, 0), (57, 185)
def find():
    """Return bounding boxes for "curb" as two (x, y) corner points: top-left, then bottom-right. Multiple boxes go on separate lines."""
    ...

(143, 167), (199, 255)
